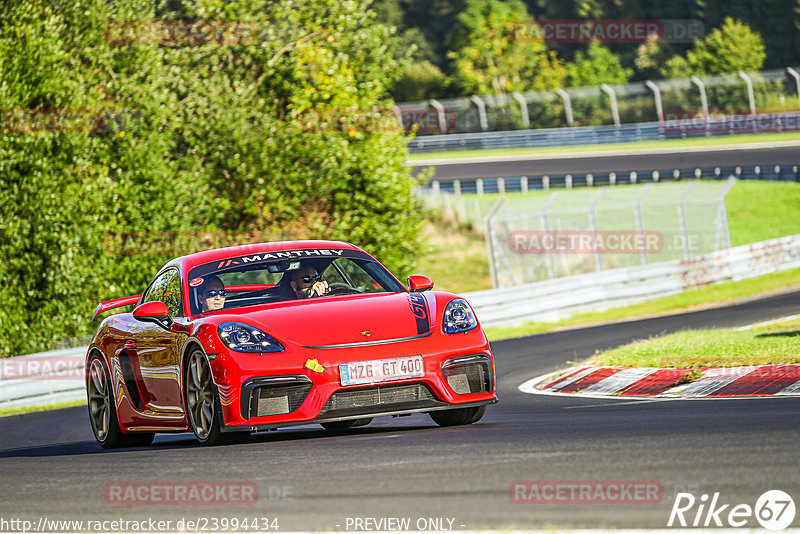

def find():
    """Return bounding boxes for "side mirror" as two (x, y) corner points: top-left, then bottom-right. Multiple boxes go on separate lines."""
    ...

(408, 274), (434, 293)
(133, 301), (172, 329)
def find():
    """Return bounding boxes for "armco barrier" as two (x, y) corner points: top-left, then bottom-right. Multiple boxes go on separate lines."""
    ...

(462, 234), (800, 326)
(0, 347), (86, 410)
(2, 234), (799, 410)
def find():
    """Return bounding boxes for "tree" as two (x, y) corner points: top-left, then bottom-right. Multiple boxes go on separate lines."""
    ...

(446, 0), (565, 95)
(685, 17), (766, 75)
(566, 41), (633, 87)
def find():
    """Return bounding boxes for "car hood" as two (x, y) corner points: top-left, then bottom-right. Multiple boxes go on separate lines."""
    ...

(229, 292), (434, 347)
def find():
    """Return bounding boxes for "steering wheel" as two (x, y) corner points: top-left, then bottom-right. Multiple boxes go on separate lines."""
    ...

(326, 282), (361, 296)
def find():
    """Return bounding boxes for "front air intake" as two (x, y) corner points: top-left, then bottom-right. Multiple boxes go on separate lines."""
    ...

(442, 355), (493, 395)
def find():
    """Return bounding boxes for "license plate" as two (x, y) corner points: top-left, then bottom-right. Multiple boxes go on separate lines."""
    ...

(339, 356), (424, 386)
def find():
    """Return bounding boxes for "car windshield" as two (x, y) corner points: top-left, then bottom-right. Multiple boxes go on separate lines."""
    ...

(186, 248), (405, 315)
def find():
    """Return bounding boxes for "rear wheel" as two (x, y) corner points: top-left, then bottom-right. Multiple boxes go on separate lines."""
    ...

(429, 405), (486, 427)
(87, 355), (154, 449)
(320, 418), (373, 431)
(185, 348), (250, 446)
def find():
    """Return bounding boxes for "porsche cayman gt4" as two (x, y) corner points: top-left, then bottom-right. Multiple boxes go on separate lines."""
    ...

(87, 240), (497, 447)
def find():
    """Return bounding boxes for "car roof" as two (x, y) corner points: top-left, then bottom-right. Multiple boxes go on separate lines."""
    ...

(176, 240), (364, 271)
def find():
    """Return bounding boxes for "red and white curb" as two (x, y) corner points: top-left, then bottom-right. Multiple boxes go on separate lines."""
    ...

(519, 364), (800, 399)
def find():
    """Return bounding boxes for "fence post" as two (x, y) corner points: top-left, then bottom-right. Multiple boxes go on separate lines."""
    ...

(541, 192), (561, 279)
(542, 175), (550, 190)
(678, 182), (697, 259)
(565, 174), (573, 189)
(690, 76), (710, 135)
(738, 71), (757, 117)
(586, 173), (594, 187)
(429, 99), (448, 134)
(511, 92), (530, 129)
(609, 172), (616, 186)
(601, 84), (621, 127)
(470, 95), (488, 132)
(484, 197), (507, 288)
(497, 177), (505, 196)
(476, 178), (484, 195)
(555, 88), (574, 127)
(635, 184), (654, 265)
(644, 80), (664, 123)
(788, 68), (800, 111)
(521, 176), (528, 194)
(453, 179), (461, 195)
(630, 171), (637, 184)
(431, 180), (440, 196)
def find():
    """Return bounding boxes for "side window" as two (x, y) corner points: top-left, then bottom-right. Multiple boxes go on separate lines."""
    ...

(143, 269), (183, 317)
(328, 259), (385, 293)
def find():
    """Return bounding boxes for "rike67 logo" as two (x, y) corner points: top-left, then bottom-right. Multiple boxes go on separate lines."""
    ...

(668, 490), (795, 530)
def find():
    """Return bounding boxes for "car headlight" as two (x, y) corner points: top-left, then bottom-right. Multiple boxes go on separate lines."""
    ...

(218, 322), (284, 353)
(442, 299), (477, 334)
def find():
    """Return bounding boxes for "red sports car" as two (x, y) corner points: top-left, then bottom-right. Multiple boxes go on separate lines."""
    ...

(87, 240), (497, 447)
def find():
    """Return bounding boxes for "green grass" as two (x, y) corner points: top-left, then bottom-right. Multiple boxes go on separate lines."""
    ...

(483, 267), (800, 342)
(589, 318), (800, 368)
(726, 181), (800, 246)
(407, 131), (800, 162)
(0, 399), (85, 417)
(416, 222), (492, 293)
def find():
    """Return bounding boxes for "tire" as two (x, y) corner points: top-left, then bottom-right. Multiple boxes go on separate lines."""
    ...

(185, 348), (250, 446)
(87, 355), (155, 449)
(429, 405), (486, 427)
(320, 418), (373, 431)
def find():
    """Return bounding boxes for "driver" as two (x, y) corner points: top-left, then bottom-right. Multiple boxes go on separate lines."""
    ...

(199, 275), (226, 312)
(290, 263), (330, 298)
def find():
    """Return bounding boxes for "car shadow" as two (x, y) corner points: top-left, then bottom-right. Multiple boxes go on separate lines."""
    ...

(755, 330), (800, 338)
(0, 421), (466, 458)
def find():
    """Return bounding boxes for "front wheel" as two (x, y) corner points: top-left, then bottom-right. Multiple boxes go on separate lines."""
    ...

(185, 349), (249, 446)
(429, 405), (486, 427)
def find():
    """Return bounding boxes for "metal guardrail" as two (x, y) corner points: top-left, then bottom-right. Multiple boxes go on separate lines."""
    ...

(0, 347), (86, 410)
(407, 112), (800, 153)
(462, 234), (800, 327)
(422, 164), (800, 194)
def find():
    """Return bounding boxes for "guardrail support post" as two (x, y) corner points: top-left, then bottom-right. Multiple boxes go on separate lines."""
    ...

(476, 178), (484, 195)
(511, 92), (530, 129)
(429, 99), (448, 134)
(497, 177), (505, 196)
(555, 88), (574, 127)
(521, 176), (528, 193)
(566, 174), (573, 189)
(453, 179), (461, 195)
(690, 76), (710, 135)
(788, 68), (800, 110)
(601, 84), (621, 127)
(431, 180), (440, 196)
(470, 95), (489, 132)
(542, 175), (550, 190)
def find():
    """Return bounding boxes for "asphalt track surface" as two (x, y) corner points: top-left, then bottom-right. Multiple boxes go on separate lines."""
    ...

(1, 290), (800, 530)
(412, 145), (800, 182)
